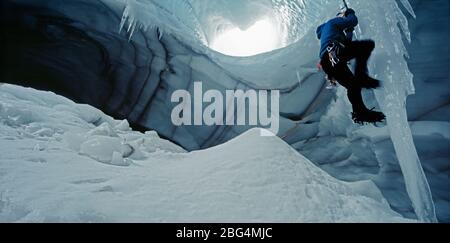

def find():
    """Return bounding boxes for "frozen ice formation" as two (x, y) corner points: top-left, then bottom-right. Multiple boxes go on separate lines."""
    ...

(0, 0), (448, 222)
(0, 84), (412, 222)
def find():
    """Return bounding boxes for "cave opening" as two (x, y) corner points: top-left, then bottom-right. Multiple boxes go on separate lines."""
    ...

(209, 18), (282, 57)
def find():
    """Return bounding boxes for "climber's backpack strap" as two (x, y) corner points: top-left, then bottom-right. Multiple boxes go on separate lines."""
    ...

(327, 41), (345, 67)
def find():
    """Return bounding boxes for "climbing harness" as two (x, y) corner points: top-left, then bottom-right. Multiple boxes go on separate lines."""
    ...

(327, 41), (345, 67)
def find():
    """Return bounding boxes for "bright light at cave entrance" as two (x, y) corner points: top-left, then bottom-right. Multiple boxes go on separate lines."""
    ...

(210, 19), (280, 57)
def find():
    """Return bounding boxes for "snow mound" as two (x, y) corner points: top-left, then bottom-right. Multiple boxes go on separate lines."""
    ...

(0, 84), (412, 222)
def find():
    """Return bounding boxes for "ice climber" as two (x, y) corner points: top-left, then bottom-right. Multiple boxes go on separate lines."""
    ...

(316, 8), (386, 124)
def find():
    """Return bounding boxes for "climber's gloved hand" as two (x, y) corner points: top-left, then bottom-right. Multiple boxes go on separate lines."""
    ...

(344, 8), (356, 17)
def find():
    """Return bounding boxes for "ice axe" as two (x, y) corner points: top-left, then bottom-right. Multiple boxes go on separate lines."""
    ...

(342, 0), (349, 10)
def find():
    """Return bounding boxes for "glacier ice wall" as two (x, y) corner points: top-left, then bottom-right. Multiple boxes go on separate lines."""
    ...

(350, 0), (436, 223)
(0, 0), (446, 221)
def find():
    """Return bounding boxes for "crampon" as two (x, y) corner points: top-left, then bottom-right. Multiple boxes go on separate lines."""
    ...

(352, 108), (386, 125)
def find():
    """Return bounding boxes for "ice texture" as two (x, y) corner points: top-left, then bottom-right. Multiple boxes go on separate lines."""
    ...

(0, 84), (412, 223)
(1, 0), (448, 221)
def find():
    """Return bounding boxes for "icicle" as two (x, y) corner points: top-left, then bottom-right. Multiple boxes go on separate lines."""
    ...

(296, 70), (303, 85)
(119, 4), (130, 34)
(394, 4), (413, 43)
(119, 3), (138, 41)
(158, 28), (164, 40)
(128, 21), (137, 41)
(399, 0), (417, 18)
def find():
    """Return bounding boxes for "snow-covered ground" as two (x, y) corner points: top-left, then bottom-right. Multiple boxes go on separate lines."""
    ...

(0, 84), (412, 223)
(1, 0), (448, 222)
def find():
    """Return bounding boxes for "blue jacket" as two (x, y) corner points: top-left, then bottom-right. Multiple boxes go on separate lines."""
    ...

(316, 12), (358, 58)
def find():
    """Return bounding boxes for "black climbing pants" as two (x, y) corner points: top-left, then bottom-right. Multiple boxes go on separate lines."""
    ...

(320, 40), (376, 113)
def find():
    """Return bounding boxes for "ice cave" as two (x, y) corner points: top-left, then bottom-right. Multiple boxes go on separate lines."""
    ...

(0, 0), (449, 223)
